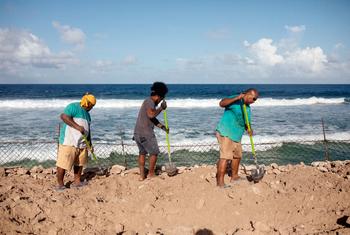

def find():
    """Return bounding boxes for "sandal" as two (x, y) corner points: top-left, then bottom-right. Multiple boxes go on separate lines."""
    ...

(54, 185), (66, 192)
(218, 184), (232, 189)
(71, 181), (88, 188)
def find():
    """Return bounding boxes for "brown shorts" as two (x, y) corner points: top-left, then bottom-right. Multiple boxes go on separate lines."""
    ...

(56, 144), (88, 171)
(216, 132), (242, 160)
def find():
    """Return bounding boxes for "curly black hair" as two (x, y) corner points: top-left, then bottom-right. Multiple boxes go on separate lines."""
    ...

(150, 82), (168, 97)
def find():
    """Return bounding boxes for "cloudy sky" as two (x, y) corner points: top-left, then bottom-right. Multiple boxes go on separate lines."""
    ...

(0, 0), (349, 84)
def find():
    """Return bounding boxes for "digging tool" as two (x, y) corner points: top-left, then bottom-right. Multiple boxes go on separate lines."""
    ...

(163, 109), (177, 176)
(82, 134), (107, 176)
(242, 103), (265, 183)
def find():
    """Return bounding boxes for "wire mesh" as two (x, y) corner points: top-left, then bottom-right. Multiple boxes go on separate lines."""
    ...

(1, 139), (349, 169)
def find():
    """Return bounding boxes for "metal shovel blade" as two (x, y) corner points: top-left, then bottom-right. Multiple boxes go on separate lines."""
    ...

(165, 162), (177, 176)
(83, 166), (108, 176)
(249, 164), (266, 183)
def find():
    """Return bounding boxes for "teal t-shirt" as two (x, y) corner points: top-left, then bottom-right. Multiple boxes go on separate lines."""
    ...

(59, 102), (91, 148)
(216, 96), (251, 142)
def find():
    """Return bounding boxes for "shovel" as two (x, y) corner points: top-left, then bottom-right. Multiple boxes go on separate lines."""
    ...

(242, 103), (265, 183)
(163, 110), (177, 176)
(82, 134), (108, 176)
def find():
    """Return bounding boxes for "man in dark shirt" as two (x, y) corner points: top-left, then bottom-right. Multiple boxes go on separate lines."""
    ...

(133, 82), (169, 180)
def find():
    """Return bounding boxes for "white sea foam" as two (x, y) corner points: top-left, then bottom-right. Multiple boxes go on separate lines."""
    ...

(1, 132), (349, 163)
(0, 97), (347, 109)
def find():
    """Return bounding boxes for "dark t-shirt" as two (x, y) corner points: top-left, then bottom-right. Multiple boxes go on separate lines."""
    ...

(134, 97), (156, 137)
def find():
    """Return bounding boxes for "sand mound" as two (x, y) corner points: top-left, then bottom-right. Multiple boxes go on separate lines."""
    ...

(1, 161), (350, 234)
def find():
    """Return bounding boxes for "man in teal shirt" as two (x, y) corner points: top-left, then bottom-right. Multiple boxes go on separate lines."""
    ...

(56, 93), (96, 191)
(216, 88), (259, 187)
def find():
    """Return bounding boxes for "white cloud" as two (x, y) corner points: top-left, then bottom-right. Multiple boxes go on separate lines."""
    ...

(0, 28), (78, 74)
(285, 47), (328, 72)
(52, 21), (85, 49)
(176, 58), (204, 70)
(285, 25), (306, 33)
(90, 56), (139, 74)
(334, 43), (344, 50)
(121, 55), (138, 65)
(245, 38), (284, 66)
(207, 28), (231, 39)
(95, 60), (113, 68)
(90, 60), (114, 74)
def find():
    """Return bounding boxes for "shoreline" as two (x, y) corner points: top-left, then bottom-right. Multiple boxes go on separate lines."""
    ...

(1, 160), (350, 234)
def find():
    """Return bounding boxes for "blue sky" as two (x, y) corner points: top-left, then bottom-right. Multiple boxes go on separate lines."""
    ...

(0, 0), (349, 84)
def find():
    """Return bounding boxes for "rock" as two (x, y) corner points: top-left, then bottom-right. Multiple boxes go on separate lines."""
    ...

(0, 167), (5, 177)
(300, 162), (305, 166)
(279, 166), (287, 172)
(244, 165), (256, 171)
(318, 166), (328, 173)
(17, 167), (29, 175)
(271, 163), (278, 169)
(272, 169), (281, 175)
(35, 212), (46, 223)
(110, 165), (123, 175)
(177, 166), (187, 174)
(325, 162), (332, 170)
(311, 161), (324, 167)
(115, 223), (124, 234)
(5, 168), (14, 175)
(114, 164), (126, 171)
(43, 168), (54, 174)
(228, 192), (235, 199)
(194, 164), (200, 168)
(125, 168), (139, 174)
(254, 221), (271, 233)
(37, 173), (46, 179)
(196, 198), (205, 210)
(31, 166), (43, 174)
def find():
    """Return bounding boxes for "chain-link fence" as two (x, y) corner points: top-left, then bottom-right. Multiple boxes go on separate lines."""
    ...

(1, 138), (350, 169)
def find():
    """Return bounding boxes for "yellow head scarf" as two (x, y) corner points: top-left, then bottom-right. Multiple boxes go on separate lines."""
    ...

(80, 93), (96, 109)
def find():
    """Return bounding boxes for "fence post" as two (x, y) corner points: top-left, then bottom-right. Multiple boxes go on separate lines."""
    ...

(56, 124), (60, 156)
(119, 129), (128, 169)
(322, 118), (330, 161)
(121, 139), (127, 169)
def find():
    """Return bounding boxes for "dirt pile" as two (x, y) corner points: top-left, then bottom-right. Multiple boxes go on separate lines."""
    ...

(1, 160), (350, 234)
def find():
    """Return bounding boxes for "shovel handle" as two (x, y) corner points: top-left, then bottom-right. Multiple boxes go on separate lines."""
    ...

(163, 110), (172, 162)
(82, 134), (97, 161)
(243, 103), (256, 157)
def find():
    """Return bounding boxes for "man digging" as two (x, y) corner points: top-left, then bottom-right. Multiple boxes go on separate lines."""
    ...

(133, 82), (169, 181)
(216, 88), (259, 188)
(55, 93), (96, 191)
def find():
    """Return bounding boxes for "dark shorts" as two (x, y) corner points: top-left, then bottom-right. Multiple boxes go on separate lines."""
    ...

(133, 134), (160, 155)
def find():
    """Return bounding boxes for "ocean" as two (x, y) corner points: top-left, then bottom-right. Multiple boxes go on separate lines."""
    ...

(1, 84), (350, 166)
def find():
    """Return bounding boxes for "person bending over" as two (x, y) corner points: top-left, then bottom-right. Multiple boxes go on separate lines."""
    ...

(216, 88), (259, 188)
(56, 93), (96, 191)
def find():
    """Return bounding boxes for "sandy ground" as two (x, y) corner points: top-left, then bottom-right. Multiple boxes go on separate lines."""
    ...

(1, 160), (350, 235)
